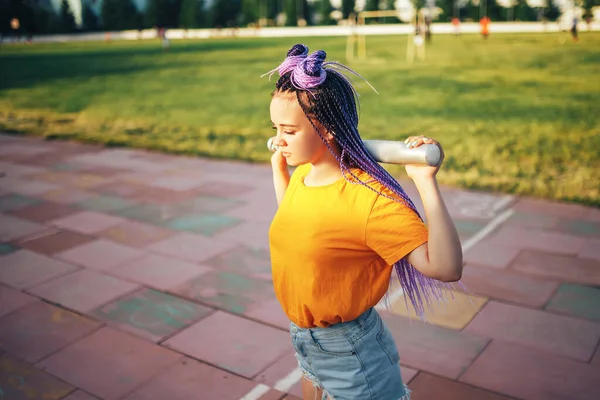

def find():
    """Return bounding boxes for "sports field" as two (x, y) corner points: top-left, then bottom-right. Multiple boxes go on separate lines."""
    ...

(1, 32), (598, 205)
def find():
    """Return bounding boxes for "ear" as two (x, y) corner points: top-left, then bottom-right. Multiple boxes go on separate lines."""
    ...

(314, 120), (334, 141)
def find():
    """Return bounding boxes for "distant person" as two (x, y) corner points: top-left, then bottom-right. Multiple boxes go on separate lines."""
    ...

(584, 14), (592, 31)
(424, 16), (432, 43)
(10, 18), (20, 42)
(480, 16), (490, 40)
(452, 16), (460, 36)
(571, 17), (579, 42)
(157, 26), (170, 51)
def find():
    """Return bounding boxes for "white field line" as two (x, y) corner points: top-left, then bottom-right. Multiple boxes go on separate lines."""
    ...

(239, 384), (270, 400)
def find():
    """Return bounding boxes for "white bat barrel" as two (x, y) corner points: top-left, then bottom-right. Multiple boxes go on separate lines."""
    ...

(267, 137), (442, 167)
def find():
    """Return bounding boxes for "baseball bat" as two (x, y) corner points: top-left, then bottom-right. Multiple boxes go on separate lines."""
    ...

(267, 137), (442, 167)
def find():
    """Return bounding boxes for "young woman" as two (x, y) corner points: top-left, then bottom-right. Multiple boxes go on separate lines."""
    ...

(267, 44), (463, 400)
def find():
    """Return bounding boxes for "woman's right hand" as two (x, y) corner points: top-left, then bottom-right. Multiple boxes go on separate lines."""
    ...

(271, 148), (287, 171)
(270, 137), (288, 171)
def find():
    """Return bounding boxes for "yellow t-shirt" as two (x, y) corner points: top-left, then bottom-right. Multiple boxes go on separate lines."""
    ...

(269, 163), (429, 328)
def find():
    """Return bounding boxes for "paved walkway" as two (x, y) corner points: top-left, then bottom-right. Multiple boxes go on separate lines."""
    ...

(0, 133), (599, 400)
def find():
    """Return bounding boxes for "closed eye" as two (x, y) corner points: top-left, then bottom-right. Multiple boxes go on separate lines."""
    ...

(272, 127), (295, 135)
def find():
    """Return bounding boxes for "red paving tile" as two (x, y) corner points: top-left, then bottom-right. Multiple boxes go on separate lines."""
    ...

(490, 226), (584, 255)
(163, 311), (291, 379)
(108, 254), (213, 291)
(9, 201), (79, 223)
(510, 249), (600, 286)
(401, 366), (419, 384)
(380, 312), (490, 379)
(409, 372), (514, 400)
(28, 269), (139, 313)
(245, 298), (291, 330)
(41, 188), (95, 205)
(56, 239), (145, 271)
(465, 301), (600, 361)
(49, 211), (129, 234)
(195, 181), (255, 197)
(579, 238), (600, 261)
(253, 351), (299, 388)
(512, 198), (591, 219)
(0, 352), (75, 400)
(0, 250), (79, 289)
(0, 302), (101, 362)
(226, 200), (278, 223)
(146, 232), (237, 264)
(128, 186), (203, 205)
(37, 327), (182, 400)
(17, 230), (94, 255)
(258, 389), (287, 400)
(459, 341), (600, 400)
(460, 265), (559, 308)
(123, 357), (257, 400)
(545, 283), (600, 322)
(503, 210), (559, 230)
(211, 220), (272, 251)
(98, 220), (175, 247)
(91, 288), (213, 343)
(463, 241), (522, 269)
(0, 214), (48, 241)
(62, 391), (101, 400)
(593, 346), (600, 367)
(0, 285), (38, 318)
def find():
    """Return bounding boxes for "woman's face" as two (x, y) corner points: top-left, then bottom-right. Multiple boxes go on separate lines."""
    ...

(270, 93), (330, 167)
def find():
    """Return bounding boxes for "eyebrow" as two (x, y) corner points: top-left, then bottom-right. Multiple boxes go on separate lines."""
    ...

(270, 121), (299, 128)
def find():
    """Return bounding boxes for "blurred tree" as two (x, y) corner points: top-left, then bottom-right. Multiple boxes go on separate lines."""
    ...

(59, 0), (77, 32)
(583, 0), (600, 19)
(284, 0), (297, 25)
(102, 0), (141, 30)
(283, 0), (312, 26)
(317, 0), (334, 25)
(514, 0), (537, 21)
(210, 0), (242, 27)
(145, 0), (182, 28)
(544, 0), (561, 20)
(341, 0), (355, 18)
(364, 0), (378, 11)
(180, 0), (205, 28)
(241, 0), (260, 24)
(266, 0), (281, 21)
(82, 1), (100, 31)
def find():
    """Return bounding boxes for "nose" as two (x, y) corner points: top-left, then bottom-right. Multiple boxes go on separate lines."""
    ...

(273, 134), (286, 147)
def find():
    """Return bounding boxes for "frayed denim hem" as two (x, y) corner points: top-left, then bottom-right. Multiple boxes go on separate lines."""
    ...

(397, 384), (411, 399)
(300, 365), (412, 400)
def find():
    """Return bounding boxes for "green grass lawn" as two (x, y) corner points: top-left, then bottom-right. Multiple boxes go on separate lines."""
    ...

(1, 32), (599, 206)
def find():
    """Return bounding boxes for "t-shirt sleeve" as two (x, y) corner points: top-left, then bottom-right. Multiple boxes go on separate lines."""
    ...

(365, 194), (429, 265)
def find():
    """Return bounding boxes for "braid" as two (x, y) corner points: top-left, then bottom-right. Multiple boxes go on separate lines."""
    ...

(273, 54), (450, 319)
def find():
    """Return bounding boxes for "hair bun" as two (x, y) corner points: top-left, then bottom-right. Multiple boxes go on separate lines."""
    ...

(287, 44), (309, 58)
(303, 50), (327, 77)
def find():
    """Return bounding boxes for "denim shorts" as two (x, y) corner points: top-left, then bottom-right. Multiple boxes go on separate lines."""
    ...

(290, 308), (411, 400)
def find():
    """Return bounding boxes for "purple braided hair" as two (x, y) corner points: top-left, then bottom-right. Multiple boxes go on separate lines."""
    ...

(266, 44), (455, 319)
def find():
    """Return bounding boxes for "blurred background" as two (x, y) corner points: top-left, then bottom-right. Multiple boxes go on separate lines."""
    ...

(1, 0), (598, 206)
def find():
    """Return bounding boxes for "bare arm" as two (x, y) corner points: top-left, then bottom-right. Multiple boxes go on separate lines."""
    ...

(407, 178), (463, 282)
(271, 151), (290, 205)
(403, 136), (463, 282)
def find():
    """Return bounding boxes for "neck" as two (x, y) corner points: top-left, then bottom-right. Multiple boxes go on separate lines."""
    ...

(305, 143), (346, 186)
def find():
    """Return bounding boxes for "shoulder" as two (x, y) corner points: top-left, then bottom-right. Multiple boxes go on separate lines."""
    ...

(293, 163), (311, 176)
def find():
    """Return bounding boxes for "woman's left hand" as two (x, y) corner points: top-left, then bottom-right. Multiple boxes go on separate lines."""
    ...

(404, 135), (445, 181)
